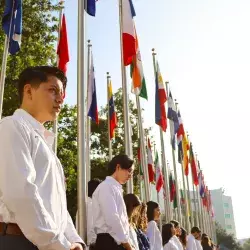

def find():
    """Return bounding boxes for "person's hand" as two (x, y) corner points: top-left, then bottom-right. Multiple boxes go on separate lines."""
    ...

(70, 243), (85, 250)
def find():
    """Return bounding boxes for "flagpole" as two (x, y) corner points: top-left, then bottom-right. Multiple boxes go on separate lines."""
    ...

(136, 96), (150, 201)
(52, 1), (64, 153)
(77, 0), (87, 241)
(119, 0), (133, 193)
(166, 82), (182, 224)
(152, 48), (171, 221)
(186, 174), (194, 227)
(107, 72), (113, 161)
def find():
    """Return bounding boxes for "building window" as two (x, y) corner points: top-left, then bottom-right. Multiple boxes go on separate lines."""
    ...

(224, 203), (229, 208)
(225, 214), (231, 219)
(226, 225), (232, 229)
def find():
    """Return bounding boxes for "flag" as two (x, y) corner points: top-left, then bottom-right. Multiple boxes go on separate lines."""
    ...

(85, 0), (96, 16)
(155, 151), (163, 192)
(130, 30), (147, 99)
(137, 139), (143, 178)
(189, 143), (199, 186)
(2, 0), (22, 55)
(87, 52), (99, 124)
(155, 61), (167, 132)
(121, 0), (136, 66)
(108, 80), (117, 139)
(147, 138), (155, 183)
(198, 171), (205, 198)
(168, 90), (179, 149)
(182, 133), (189, 175)
(169, 172), (177, 208)
(57, 14), (69, 75)
(177, 111), (184, 163)
(180, 189), (185, 206)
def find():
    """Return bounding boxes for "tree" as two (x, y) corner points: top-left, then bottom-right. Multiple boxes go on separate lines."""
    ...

(0, 0), (62, 117)
(216, 223), (242, 250)
(243, 239), (250, 250)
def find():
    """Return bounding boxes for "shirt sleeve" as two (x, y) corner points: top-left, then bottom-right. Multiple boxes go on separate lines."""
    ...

(146, 222), (156, 250)
(97, 184), (129, 244)
(0, 120), (71, 250)
(187, 237), (197, 250)
(87, 200), (96, 245)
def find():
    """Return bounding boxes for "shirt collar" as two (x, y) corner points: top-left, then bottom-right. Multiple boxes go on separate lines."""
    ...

(106, 176), (123, 190)
(13, 109), (55, 147)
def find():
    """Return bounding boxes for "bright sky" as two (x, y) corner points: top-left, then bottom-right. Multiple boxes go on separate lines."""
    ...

(63, 0), (250, 239)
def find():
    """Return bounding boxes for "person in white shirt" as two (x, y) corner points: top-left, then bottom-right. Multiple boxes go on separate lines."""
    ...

(187, 227), (202, 250)
(195, 234), (202, 250)
(162, 223), (179, 250)
(92, 154), (135, 250)
(170, 220), (184, 250)
(146, 201), (163, 250)
(0, 66), (85, 250)
(124, 194), (141, 250)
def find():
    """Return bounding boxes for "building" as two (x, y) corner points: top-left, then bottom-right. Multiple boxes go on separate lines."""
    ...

(210, 188), (236, 236)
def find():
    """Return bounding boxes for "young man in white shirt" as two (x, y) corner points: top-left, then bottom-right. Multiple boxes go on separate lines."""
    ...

(92, 155), (135, 250)
(187, 227), (201, 250)
(0, 66), (85, 250)
(169, 220), (183, 250)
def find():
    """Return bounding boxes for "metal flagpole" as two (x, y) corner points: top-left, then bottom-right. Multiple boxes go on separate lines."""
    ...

(53, 1), (64, 153)
(77, 0), (87, 241)
(0, 0), (15, 119)
(152, 48), (171, 221)
(196, 185), (203, 230)
(107, 72), (112, 161)
(165, 82), (182, 224)
(186, 175), (194, 227)
(86, 40), (92, 182)
(119, 0), (133, 193)
(136, 96), (150, 201)
(192, 178), (199, 226)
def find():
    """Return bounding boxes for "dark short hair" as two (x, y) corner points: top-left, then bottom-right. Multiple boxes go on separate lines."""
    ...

(88, 179), (101, 198)
(146, 201), (159, 222)
(107, 154), (134, 175)
(17, 66), (67, 103)
(170, 220), (180, 228)
(162, 223), (174, 246)
(124, 194), (141, 219)
(191, 226), (201, 234)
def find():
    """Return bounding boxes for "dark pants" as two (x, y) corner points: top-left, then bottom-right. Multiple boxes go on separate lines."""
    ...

(0, 235), (38, 250)
(95, 233), (125, 250)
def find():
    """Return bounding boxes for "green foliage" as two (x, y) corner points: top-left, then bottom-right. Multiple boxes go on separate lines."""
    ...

(242, 239), (250, 250)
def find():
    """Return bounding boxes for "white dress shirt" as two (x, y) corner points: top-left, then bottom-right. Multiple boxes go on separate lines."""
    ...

(92, 176), (130, 245)
(195, 240), (202, 250)
(0, 109), (84, 250)
(129, 226), (139, 250)
(187, 234), (198, 250)
(164, 237), (179, 250)
(172, 235), (184, 250)
(146, 220), (163, 250)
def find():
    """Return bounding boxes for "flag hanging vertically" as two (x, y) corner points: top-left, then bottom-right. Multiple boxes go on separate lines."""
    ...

(177, 111), (184, 163)
(168, 90), (179, 149)
(169, 172), (176, 207)
(57, 14), (69, 75)
(85, 0), (96, 16)
(2, 0), (22, 55)
(147, 138), (155, 183)
(87, 52), (99, 124)
(198, 170), (205, 198)
(189, 143), (199, 186)
(182, 133), (189, 175)
(155, 151), (163, 192)
(130, 31), (147, 99)
(155, 61), (167, 132)
(108, 80), (117, 139)
(137, 139), (144, 178)
(121, 0), (136, 66)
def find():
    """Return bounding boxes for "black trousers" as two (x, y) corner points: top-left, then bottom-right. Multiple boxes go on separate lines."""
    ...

(95, 233), (125, 250)
(0, 234), (38, 250)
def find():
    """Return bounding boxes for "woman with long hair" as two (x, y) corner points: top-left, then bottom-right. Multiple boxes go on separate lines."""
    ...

(162, 223), (179, 250)
(146, 201), (163, 250)
(131, 203), (150, 250)
(201, 236), (213, 250)
(179, 227), (187, 249)
(124, 194), (141, 250)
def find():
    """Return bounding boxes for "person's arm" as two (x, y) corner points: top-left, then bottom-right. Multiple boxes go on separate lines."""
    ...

(0, 120), (71, 250)
(64, 211), (86, 249)
(146, 222), (156, 250)
(96, 184), (130, 246)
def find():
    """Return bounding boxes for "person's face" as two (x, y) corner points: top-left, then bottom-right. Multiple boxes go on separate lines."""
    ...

(171, 226), (176, 236)
(176, 225), (181, 236)
(116, 164), (134, 184)
(24, 76), (64, 123)
(194, 232), (201, 240)
(153, 206), (161, 222)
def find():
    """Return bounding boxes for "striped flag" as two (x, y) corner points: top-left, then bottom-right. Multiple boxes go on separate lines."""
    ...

(189, 143), (199, 186)
(87, 52), (99, 124)
(147, 138), (155, 183)
(108, 80), (117, 139)
(121, 0), (136, 66)
(155, 61), (167, 132)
